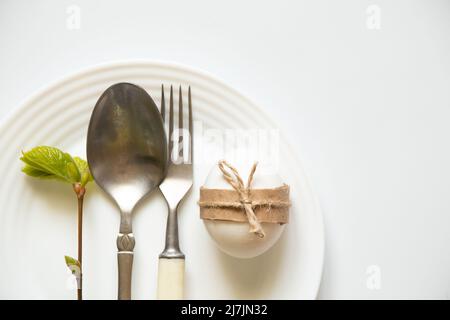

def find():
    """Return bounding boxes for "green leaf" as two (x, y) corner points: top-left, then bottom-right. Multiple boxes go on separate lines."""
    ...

(22, 165), (59, 179)
(20, 146), (81, 184)
(64, 255), (81, 268)
(64, 255), (81, 275)
(74, 157), (93, 187)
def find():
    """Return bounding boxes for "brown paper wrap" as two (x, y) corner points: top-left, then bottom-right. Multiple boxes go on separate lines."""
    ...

(199, 184), (290, 224)
(198, 161), (291, 238)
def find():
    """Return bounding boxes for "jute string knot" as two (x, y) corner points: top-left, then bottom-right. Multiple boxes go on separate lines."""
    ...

(218, 160), (265, 238)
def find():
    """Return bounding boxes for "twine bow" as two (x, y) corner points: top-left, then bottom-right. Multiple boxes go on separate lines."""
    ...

(218, 160), (265, 238)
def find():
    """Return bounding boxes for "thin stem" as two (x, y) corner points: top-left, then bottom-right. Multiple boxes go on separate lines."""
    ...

(77, 194), (83, 300)
(73, 183), (86, 301)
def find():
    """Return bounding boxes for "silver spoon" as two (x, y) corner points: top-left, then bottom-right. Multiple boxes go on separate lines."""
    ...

(87, 83), (167, 300)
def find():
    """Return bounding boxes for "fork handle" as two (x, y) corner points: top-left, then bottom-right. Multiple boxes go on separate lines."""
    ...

(157, 257), (185, 299)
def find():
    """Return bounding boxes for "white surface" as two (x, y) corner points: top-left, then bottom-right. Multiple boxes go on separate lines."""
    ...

(203, 162), (286, 259)
(0, 62), (323, 299)
(0, 0), (449, 299)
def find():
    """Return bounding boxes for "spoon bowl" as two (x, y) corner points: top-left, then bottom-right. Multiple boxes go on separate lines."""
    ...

(87, 82), (167, 299)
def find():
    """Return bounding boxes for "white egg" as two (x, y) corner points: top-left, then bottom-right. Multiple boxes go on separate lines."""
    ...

(203, 163), (286, 259)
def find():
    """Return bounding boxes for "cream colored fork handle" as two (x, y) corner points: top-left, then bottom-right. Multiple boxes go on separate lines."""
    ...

(157, 258), (185, 299)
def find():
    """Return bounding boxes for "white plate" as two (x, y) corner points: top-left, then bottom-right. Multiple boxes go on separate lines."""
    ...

(0, 61), (324, 299)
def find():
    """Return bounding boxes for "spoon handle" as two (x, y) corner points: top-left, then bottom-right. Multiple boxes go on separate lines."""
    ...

(117, 233), (135, 300)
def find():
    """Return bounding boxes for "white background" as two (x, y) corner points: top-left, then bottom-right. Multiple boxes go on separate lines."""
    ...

(1, 0), (449, 299)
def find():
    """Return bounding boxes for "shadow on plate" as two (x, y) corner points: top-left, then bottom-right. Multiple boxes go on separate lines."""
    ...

(26, 179), (79, 215)
(25, 177), (107, 218)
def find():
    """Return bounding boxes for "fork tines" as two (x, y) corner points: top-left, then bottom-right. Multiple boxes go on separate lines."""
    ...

(160, 85), (193, 164)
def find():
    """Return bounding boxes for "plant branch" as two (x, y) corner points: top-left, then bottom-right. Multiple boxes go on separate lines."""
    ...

(74, 183), (86, 301)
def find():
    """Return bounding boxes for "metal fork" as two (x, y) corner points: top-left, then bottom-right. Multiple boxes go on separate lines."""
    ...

(157, 85), (193, 299)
